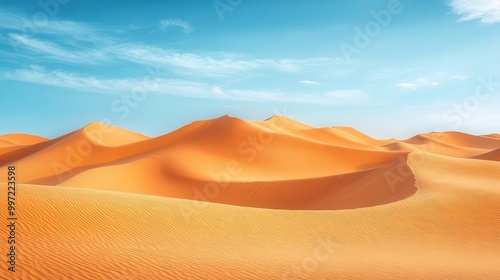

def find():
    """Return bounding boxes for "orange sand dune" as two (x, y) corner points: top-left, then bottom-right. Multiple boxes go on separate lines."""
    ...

(475, 148), (500, 161)
(1, 150), (499, 279)
(254, 116), (384, 149)
(0, 124), (150, 183)
(57, 156), (416, 210)
(401, 132), (500, 157)
(1, 116), (499, 210)
(1, 116), (407, 204)
(0, 139), (16, 148)
(423, 131), (500, 149)
(0, 117), (499, 279)
(0, 133), (47, 146)
(0, 134), (47, 155)
(485, 133), (500, 139)
(83, 122), (150, 146)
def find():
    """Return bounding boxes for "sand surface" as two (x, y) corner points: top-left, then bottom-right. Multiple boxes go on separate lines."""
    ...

(1, 116), (499, 279)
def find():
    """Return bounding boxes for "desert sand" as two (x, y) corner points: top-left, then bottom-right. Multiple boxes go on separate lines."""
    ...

(1, 116), (499, 279)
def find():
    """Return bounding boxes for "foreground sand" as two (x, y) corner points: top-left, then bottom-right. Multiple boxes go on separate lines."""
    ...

(1, 116), (499, 279)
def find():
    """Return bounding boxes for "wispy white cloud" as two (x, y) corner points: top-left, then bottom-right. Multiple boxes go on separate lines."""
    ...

(0, 8), (341, 80)
(0, 8), (97, 39)
(8, 34), (109, 64)
(0, 8), (353, 104)
(156, 19), (194, 34)
(3, 31), (333, 76)
(116, 45), (260, 74)
(114, 44), (331, 76)
(3, 66), (366, 104)
(0, 11), (370, 112)
(299, 80), (318, 85)
(434, 72), (469, 80)
(209, 88), (367, 104)
(395, 77), (439, 90)
(115, 20), (194, 35)
(3, 65), (208, 96)
(395, 72), (468, 90)
(448, 0), (500, 24)
(0, 17), (334, 77)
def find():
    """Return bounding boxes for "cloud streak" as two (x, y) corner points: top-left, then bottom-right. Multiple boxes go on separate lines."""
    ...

(299, 80), (318, 85)
(156, 19), (195, 34)
(395, 72), (468, 90)
(3, 66), (366, 104)
(0, 8), (362, 105)
(448, 0), (500, 24)
(0, 13), (334, 77)
(8, 34), (109, 64)
(0, 8), (98, 39)
(3, 65), (208, 96)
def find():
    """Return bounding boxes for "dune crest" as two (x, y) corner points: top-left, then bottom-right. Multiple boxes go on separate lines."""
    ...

(0, 133), (47, 146)
(0, 116), (499, 211)
(82, 122), (150, 146)
(1, 117), (500, 279)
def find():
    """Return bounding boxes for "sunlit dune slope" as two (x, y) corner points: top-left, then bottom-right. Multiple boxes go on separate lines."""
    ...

(1, 150), (499, 279)
(401, 132), (500, 157)
(1, 117), (500, 279)
(83, 122), (150, 146)
(0, 116), (408, 210)
(0, 116), (499, 211)
(253, 116), (383, 149)
(0, 123), (149, 183)
(0, 133), (47, 146)
(57, 157), (416, 210)
(0, 134), (48, 155)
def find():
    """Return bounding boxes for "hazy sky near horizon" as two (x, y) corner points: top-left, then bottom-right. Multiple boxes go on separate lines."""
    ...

(1, 0), (499, 139)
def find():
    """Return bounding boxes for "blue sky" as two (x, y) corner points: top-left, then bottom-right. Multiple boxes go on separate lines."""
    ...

(1, 0), (499, 139)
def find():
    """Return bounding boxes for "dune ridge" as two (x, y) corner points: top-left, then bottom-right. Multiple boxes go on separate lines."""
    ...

(0, 133), (47, 146)
(1, 116), (499, 211)
(1, 116), (500, 279)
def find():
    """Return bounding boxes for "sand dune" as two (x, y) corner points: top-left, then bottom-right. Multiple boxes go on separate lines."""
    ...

(485, 133), (500, 139)
(254, 116), (382, 149)
(0, 133), (47, 146)
(0, 116), (499, 279)
(401, 132), (499, 157)
(1, 152), (498, 279)
(1, 116), (407, 204)
(475, 147), (500, 161)
(0, 134), (47, 156)
(83, 122), (150, 146)
(0, 116), (499, 208)
(57, 156), (416, 210)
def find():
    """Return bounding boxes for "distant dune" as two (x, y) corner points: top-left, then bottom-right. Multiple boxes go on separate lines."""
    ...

(475, 147), (500, 161)
(0, 133), (47, 146)
(1, 116), (499, 279)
